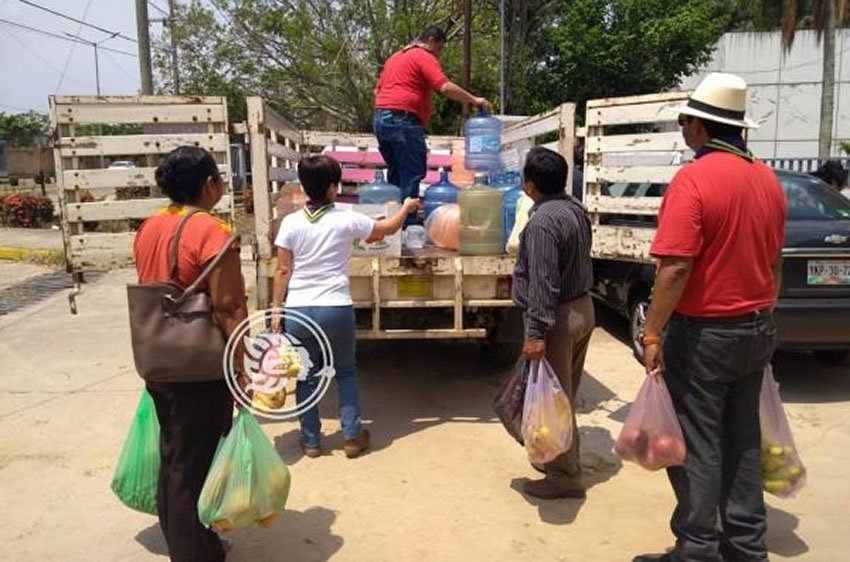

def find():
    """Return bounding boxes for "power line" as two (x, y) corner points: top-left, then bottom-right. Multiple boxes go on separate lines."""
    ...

(0, 18), (138, 57)
(55, 0), (94, 94)
(16, 0), (138, 43)
(4, 26), (69, 77)
(0, 102), (35, 113)
(101, 49), (138, 82)
(148, 1), (168, 17)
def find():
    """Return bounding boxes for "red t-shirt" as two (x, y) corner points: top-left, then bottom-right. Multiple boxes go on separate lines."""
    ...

(134, 205), (238, 288)
(374, 46), (449, 126)
(650, 152), (787, 317)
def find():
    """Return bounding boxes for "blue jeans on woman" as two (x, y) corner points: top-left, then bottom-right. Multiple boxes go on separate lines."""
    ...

(285, 305), (361, 448)
(373, 109), (428, 201)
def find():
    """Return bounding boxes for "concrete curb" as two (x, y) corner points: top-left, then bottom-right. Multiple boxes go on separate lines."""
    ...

(0, 246), (63, 264)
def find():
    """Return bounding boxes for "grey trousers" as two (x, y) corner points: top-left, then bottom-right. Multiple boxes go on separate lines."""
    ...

(542, 294), (595, 489)
(663, 313), (776, 562)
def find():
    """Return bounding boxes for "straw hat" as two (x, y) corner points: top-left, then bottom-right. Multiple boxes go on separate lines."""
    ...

(679, 72), (759, 129)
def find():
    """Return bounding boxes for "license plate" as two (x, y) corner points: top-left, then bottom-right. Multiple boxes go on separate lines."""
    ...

(807, 260), (850, 285)
(397, 276), (434, 299)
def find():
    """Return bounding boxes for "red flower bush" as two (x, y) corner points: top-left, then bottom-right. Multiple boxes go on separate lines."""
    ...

(0, 193), (55, 228)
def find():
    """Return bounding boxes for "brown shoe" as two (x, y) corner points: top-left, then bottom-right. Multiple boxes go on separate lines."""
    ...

(523, 478), (586, 500)
(344, 429), (371, 458)
(300, 442), (322, 458)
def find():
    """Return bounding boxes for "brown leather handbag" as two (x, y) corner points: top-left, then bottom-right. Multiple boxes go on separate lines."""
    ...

(127, 209), (240, 383)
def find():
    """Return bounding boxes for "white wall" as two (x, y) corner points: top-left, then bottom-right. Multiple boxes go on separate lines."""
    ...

(679, 30), (850, 159)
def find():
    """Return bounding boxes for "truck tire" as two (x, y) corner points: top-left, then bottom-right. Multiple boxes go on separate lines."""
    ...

(481, 308), (524, 368)
(629, 296), (650, 365)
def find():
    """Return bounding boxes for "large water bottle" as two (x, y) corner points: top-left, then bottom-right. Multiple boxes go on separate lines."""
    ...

(464, 110), (502, 172)
(502, 186), (523, 246)
(423, 169), (459, 220)
(357, 170), (401, 204)
(459, 173), (504, 255)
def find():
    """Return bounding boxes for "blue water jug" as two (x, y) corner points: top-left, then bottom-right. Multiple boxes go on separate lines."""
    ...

(358, 170), (401, 204)
(423, 169), (459, 219)
(502, 187), (523, 245)
(465, 110), (502, 172)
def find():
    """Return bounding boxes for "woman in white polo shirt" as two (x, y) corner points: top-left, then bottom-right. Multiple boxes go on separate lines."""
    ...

(271, 155), (417, 459)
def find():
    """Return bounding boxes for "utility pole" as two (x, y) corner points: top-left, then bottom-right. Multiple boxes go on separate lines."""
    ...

(168, 0), (180, 94)
(462, 0), (472, 120)
(64, 32), (101, 95)
(135, 0), (154, 94)
(819, 0), (836, 159)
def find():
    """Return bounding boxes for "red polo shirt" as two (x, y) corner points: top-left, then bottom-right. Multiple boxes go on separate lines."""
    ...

(374, 46), (449, 126)
(650, 152), (787, 317)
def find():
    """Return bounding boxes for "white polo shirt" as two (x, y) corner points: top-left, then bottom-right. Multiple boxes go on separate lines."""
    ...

(274, 207), (375, 307)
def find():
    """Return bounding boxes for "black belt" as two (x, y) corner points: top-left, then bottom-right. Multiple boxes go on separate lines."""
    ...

(672, 308), (773, 325)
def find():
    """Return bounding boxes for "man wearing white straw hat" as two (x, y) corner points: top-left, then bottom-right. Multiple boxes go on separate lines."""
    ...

(634, 73), (788, 562)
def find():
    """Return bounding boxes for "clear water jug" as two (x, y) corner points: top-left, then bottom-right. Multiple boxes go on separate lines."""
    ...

(358, 170), (401, 204)
(464, 110), (502, 172)
(502, 187), (523, 246)
(459, 175), (504, 255)
(423, 169), (459, 219)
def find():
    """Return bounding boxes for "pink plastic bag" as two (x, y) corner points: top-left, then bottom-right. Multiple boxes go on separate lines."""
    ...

(760, 365), (806, 498)
(521, 359), (574, 464)
(614, 373), (686, 470)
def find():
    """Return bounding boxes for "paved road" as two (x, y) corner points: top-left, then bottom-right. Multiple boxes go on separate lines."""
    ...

(0, 267), (846, 561)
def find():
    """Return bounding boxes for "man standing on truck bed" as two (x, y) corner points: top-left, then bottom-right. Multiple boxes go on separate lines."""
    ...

(512, 146), (594, 499)
(374, 26), (489, 201)
(634, 73), (787, 562)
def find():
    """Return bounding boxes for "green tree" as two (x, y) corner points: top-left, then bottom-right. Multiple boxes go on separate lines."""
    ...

(0, 111), (50, 147)
(529, 0), (728, 121)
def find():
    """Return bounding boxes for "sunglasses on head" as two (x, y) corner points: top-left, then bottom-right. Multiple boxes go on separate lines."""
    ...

(677, 114), (693, 127)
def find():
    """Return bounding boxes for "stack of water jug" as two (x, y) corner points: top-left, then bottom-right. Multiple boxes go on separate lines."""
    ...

(358, 109), (523, 255)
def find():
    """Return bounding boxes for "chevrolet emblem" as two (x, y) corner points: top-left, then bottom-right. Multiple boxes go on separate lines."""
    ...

(824, 234), (848, 245)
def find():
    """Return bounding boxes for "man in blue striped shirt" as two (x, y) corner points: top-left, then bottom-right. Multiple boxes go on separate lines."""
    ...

(512, 146), (595, 500)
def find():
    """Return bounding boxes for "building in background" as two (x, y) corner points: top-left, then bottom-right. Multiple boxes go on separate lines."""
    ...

(679, 30), (850, 160)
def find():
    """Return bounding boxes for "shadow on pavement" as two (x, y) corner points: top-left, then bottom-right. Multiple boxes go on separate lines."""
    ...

(135, 523), (168, 556)
(766, 504), (809, 558)
(509, 477), (586, 525)
(229, 506), (343, 561)
(135, 507), (342, 562)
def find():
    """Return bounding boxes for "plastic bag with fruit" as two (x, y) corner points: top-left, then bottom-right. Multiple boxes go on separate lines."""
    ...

(197, 409), (292, 532)
(760, 365), (806, 498)
(520, 359), (574, 464)
(614, 372), (686, 470)
(110, 390), (160, 514)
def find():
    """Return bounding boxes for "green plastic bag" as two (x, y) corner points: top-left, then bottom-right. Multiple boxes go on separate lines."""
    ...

(111, 390), (161, 514)
(197, 409), (291, 532)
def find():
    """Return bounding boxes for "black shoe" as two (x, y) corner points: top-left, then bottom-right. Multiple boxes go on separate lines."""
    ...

(632, 554), (671, 562)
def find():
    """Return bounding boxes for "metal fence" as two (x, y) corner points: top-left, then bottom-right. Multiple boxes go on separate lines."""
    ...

(764, 157), (850, 174)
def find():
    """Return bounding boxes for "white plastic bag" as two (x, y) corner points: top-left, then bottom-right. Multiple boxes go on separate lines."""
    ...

(520, 359), (573, 464)
(760, 365), (806, 498)
(613, 373), (686, 471)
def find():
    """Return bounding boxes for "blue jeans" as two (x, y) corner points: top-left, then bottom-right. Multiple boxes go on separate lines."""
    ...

(373, 109), (427, 200)
(285, 306), (361, 447)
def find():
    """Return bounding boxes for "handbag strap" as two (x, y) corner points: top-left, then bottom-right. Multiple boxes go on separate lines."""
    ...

(168, 207), (204, 283)
(182, 232), (241, 298)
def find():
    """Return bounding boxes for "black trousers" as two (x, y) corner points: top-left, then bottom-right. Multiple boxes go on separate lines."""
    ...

(147, 380), (233, 562)
(663, 313), (776, 562)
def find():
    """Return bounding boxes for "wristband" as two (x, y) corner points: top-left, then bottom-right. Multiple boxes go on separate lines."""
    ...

(642, 335), (661, 346)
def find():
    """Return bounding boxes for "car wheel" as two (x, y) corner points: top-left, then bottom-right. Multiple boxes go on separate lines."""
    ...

(629, 296), (650, 365)
(813, 350), (849, 365)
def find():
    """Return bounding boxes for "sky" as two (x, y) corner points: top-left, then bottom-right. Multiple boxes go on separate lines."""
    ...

(0, 0), (156, 114)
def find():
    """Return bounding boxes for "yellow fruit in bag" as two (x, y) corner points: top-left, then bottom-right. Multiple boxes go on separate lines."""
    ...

(253, 388), (287, 410)
(764, 479), (792, 495)
(769, 446), (784, 456)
